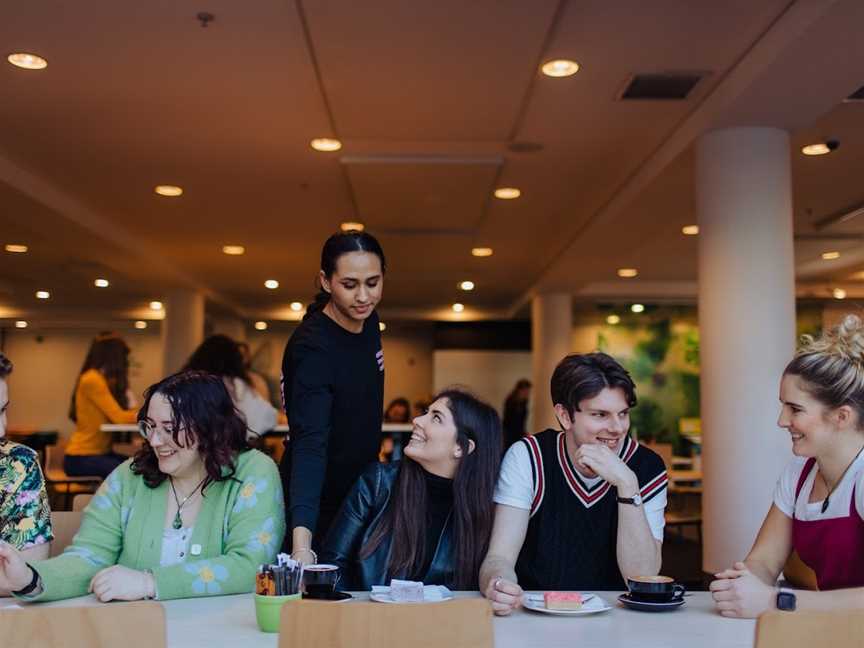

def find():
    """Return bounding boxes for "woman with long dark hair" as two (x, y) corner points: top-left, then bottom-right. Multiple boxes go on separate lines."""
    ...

(0, 371), (284, 602)
(322, 389), (502, 590)
(65, 333), (138, 478)
(183, 335), (277, 439)
(280, 230), (386, 563)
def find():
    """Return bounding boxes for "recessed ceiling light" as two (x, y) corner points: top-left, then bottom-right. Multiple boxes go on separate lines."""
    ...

(311, 138), (342, 152)
(4, 244), (28, 253)
(379, 322), (387, 332)
(471, 247), (493, 257)
(801, 141), (838, 156)
(452, 303), (465, 313)
(459, 281), (475, 291)
(222, 245), (245, 256)
(682, 225), (699, 236)
(494, 187), (521, 200)
(833, 288), (847, 300)
(154, 185), (183, 197)
(631, 304), (645, 313)
(35, 290), (50, 299)
(617, 268), (638, 278)
(264, 279), (279, 290)
(94, 278), (110, 288)
(254, 321), (268, 331)
(290, 301), (304, 312)
(7, 53), (47, 70)
(541, 59), (579, 77)
(134, 320), (148, 330)
(149, 301), (163, 311)
(606, 314), (621, 325)
(822, 251), (841, 260)
(340, 222), (365, 232)
(15, 320), (28, 329)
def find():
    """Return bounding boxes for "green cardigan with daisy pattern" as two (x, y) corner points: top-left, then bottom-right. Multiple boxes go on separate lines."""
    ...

(26, 449), (285, 602)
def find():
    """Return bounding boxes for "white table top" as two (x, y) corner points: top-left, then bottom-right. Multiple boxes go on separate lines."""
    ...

(0, 591), (755, 647)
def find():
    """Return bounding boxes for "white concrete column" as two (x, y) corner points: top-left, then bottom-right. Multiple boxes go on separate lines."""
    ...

(161, 288), (205, 375)
(697, 127), (796, 573)
(531, 293), (572, 432)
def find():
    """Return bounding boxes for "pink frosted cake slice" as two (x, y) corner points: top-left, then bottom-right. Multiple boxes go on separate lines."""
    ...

(544, 591), (584, 610)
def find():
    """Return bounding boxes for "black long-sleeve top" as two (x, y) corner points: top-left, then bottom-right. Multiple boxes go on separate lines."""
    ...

(279, 308), (384, 549)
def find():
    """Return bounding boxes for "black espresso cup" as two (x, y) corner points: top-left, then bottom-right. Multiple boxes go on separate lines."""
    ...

(303, 564), (341, 598)
(627, 575), (685, 603)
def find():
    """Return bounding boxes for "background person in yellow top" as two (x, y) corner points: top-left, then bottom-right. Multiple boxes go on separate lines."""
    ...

(64, 334), (138, 479)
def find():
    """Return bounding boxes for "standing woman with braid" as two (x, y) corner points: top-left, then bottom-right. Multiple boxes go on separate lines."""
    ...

(279, 231), (385, 564)
(711, 314), (864, 617)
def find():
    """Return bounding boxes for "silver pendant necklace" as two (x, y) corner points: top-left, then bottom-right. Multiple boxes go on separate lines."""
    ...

(819, 443), (864, 514)
(169, 476), (207, 530)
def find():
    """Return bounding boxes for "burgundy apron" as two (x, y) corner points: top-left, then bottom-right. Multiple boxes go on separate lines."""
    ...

(792, 457), (864, 590)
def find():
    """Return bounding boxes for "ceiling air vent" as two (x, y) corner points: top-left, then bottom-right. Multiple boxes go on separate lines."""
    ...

(844, 85), (864, 102)
(619, 73), (704, 100)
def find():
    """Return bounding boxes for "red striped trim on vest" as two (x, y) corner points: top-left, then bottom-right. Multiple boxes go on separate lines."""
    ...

(522, 434), (545, 517)
(555, 434), (643, 508)
(640, 471), (668, 501)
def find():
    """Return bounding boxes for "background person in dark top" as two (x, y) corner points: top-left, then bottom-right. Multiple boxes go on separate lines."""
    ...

(502, 379), (531, 449)
(279, 230), (386, 564)
(322, 389), (502, 590)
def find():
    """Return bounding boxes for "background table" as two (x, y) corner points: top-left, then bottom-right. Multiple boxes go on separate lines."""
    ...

(0, 591), (755, 647)
(5, 429), (59, 466)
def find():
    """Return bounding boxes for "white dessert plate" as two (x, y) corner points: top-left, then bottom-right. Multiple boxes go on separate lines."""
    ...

(522, 592), (611, 616)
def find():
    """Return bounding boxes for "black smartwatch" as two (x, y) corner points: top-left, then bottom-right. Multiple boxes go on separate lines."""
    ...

(776, 584), (796, 611)
(12, 565), (40, 597)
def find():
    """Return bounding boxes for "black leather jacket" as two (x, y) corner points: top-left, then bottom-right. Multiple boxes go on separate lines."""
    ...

(320, 462), (457, 590)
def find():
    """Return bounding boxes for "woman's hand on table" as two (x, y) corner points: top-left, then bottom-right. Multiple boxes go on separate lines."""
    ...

(0, 541), (34, 592)
(89, 565), (155, 602)
(709, 561), (773, 618)
(485, 576), (523, 616)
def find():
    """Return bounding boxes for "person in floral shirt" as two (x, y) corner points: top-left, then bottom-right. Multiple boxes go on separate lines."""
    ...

(0, 352), (53, 596)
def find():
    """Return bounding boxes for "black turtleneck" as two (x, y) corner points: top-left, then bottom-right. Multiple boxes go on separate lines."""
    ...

(412, 469), (454, 581)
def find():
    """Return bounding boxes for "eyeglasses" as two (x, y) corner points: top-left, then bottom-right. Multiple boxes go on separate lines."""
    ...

(138, 420), (186, 442)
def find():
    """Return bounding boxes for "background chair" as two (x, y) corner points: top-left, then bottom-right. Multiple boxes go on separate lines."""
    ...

(278, 598), (492, 648)
(49, 511), (83, 557)
(756, 609), (864, 647)
(43, 438), (101, 510)
(0, 601), (165, 648)
(72, 493), (93, 511)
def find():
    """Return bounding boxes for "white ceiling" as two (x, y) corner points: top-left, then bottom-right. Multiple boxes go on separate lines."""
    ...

(2, 0), (864, 327)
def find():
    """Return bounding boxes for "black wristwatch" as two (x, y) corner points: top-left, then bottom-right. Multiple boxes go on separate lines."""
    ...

(12, 566), (40, 597)
(617, 493), (643, 507)
(776, 584), (796, 611)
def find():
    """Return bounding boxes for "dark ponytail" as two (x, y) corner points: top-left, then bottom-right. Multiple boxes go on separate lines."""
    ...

(304, 230), (387, 319)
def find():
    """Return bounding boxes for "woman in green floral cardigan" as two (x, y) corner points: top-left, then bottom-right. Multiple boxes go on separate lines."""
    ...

(0, 370), (285, 602)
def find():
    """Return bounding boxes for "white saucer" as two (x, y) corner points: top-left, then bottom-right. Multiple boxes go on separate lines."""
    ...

(370, 586), (454, 604)
(522, 592), (611, 616)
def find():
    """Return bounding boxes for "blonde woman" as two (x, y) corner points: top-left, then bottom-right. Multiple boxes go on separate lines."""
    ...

(711, 315), (864, 617)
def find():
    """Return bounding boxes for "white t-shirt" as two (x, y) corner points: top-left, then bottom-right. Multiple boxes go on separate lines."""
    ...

(773, 453), (864, 522)
(494, 440), (667, 541)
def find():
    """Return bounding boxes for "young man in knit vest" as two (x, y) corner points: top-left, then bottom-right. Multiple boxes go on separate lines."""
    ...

(480, 352), (669, 615)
